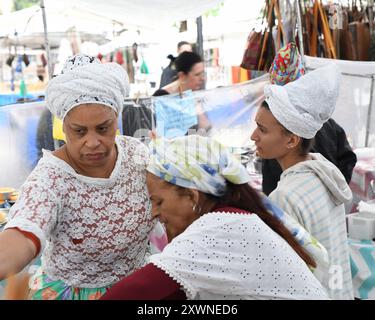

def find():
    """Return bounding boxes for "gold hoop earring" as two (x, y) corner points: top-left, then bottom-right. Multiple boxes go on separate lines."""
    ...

(192, 203), (202, 215)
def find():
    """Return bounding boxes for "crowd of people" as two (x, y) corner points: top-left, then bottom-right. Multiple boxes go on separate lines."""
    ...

(0, 39), (357, 300)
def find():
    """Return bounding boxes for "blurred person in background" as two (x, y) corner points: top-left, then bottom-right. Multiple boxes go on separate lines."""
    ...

(159, 41), (193, 88)
(154, 51), (204, 97)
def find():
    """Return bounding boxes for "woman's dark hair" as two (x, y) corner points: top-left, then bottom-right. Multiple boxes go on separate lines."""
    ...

(167, 54), (176, 62)
(261, 101), (314, 156)
(215, 182), (316, 268)
(175, 51), (202, 74)
(173, 175), (315, 267)
(300, 138), (314, 155)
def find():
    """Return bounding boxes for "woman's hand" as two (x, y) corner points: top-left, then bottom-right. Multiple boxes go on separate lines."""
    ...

(149, 130), (157, 140)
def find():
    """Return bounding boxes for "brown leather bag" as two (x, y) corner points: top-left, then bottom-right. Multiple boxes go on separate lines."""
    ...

(240, 30), (264, 70)
(241, 0), (285, 71)
(349, 21), (371, 60)
(340, 10), (356, 60)
(356, 22), (371, 61)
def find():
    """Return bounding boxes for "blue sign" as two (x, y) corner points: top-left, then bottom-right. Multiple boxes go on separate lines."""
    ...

(153, 91), (198, 138)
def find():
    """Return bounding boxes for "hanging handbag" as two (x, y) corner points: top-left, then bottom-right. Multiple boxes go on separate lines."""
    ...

(356, 22), (371, 61)
(240, 2), (267, 70)
(340, 9), (356, 60)
(240, 30), (264, 70)
(258, 0), (286, 71)
(241, 0), (285, 71)
(6, 54), (15, 67)
(22, 53), (30, 67)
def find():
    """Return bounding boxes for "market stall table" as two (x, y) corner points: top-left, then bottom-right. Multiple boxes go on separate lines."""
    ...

(349, 149), (375, 212)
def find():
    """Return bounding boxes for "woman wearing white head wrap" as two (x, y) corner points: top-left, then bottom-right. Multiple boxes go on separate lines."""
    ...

(0, 54), (154, 300)
(251, 64), (354, 300)
(46, 54), (129, 120)
(101, 135), (328, 300)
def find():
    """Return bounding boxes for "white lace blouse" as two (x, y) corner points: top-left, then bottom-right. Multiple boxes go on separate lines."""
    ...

(5, 136), (153, 288)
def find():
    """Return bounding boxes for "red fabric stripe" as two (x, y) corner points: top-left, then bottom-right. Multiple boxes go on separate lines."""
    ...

(101, 263), (186, 300)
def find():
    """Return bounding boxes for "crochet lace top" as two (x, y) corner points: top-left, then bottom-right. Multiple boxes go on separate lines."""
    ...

(5, 136), (153, 288)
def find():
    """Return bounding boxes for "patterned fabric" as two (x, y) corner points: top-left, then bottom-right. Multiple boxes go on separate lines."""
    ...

(149, 211), (329, 300)
(264, 64), (341, 139)
(29, 268), (109, 300)
(269, 42), (305, 86)
(46, 54), (130, 120)
(349, 239), (375, 299)
(147, 135), (251, 196)
(149, 221), (168, 253)
(5, 136), (153, 288)
(60, 54), (100, 74)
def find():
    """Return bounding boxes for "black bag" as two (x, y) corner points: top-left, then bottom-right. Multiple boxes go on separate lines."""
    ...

(6, 54), (15, 67)
(22, 54), (30, 67)
(122, 98), (154, 140)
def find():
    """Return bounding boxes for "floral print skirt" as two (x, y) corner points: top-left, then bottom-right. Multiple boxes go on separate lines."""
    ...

(29, 268), (111, 300)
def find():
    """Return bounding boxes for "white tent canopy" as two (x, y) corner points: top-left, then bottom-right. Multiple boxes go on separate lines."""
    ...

(61, 0), (224, 30)
(0, 3), (124, 48)
(0, 0), (223, 49)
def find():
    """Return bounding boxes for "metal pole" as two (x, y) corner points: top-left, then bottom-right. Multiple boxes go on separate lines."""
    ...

(369, 0), (374, 36)
(296, 0), (305, 67)
(40, 0), (53, 79)
(196, 16), (204, 58)
(11, 44), (16, 92)
(196, 16), (205, 89)
(365, 75), (375, 147)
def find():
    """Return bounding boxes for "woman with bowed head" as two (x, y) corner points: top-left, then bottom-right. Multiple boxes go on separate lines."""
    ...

(101, 135), (329, 300)
(0, 54), (154, 299)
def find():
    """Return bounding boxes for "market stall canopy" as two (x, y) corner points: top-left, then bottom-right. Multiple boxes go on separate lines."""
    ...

(0, 0), (223, 49)
(0, 3), (126, 49)
(0, 32), (110, 50)
(61, 0), (224, 29)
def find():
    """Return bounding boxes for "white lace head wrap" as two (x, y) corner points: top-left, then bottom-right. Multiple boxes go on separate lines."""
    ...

(46, 54), (130, 120)
(264, 64), (341, 139)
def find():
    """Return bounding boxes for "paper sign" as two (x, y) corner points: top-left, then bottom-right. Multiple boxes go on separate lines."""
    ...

(153, 91), (198, 138)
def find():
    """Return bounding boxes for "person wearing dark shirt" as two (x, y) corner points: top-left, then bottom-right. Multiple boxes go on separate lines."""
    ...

(159, 41), (192, 88)
(153, 51), (210, 132)
(154, 51), (204, 97)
